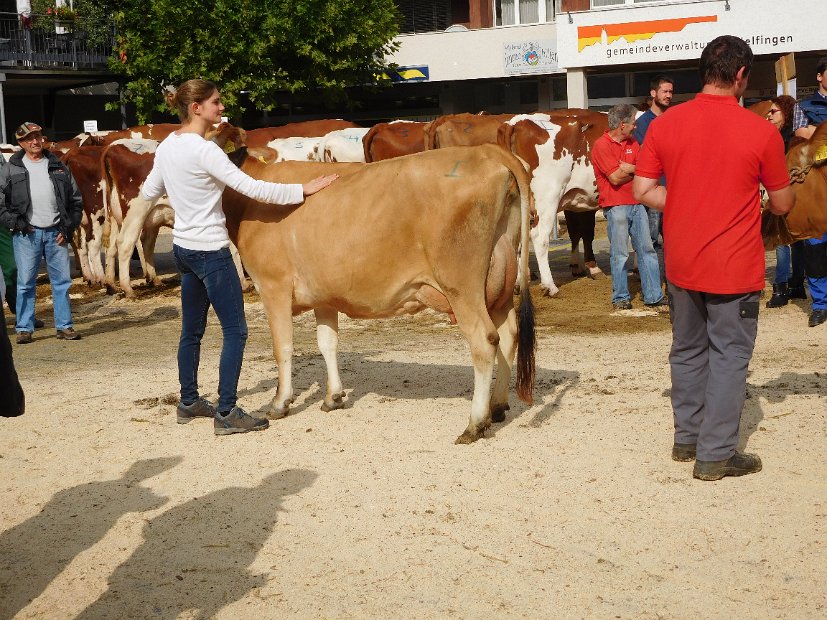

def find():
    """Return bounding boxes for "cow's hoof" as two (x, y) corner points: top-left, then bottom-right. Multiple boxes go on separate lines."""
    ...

(540, 285), (560, 297)
(586, 263), (605, 280)
(321, 394), (345, 412)
(267, 404), (290, 420)
(490, 404), (510, 423)
(569, 264), (588, 278)
(454, 430), (484, 444)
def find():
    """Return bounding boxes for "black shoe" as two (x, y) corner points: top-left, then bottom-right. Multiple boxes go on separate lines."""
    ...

(177, 397), (217, 424)
(16, 331), (32, 344)
(612, 300), (632, 311)
(693, 453), (762, 481)
(809, 309), (827, 327)
(787, 278), (807, 300)
(214, 407), (269, 435)
(56, 328), (81, 340)
(33, 318), (44, 329)
(765, 282), (789, 308)
(671, 443), (696, 462)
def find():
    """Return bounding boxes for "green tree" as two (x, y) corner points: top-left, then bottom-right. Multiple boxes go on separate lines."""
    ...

(110, 0), (401, 122)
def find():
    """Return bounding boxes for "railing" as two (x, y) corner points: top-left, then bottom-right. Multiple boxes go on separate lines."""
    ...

(0, 12), (115, 69)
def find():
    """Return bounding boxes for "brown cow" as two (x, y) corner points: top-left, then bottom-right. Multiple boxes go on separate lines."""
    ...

(223, 145), (535, 444)
(423, 113), (515, 150)
(780, 121), (827, 241)
(97, 123), (181, 145)
(245, 120), (360, 147)
(363, 120), (426, 162)
(498, 110), (609, 295)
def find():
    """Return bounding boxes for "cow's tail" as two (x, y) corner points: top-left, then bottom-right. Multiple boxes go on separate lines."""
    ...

(510, 153), (536, 405)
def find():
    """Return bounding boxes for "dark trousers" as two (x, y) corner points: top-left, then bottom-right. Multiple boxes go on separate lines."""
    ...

(173, 245), (248, 413)
(1, 302), (25, 417)
(668, 283), (759, 461)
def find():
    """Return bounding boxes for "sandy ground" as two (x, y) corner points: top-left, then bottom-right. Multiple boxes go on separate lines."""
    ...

(1, 229), (825, 619)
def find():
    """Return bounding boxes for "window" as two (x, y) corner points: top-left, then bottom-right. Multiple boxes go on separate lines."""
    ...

(398, 0), (452, 34)
(495, 0), (555, 25)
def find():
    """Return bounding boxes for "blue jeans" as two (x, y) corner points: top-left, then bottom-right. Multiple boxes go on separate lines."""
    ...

(173, 245), (248, 413)
(605, 204), (663, 305)
(774, 241), (805, 284)
(645, 206), (662, 248)
(12, 227), (73, 332)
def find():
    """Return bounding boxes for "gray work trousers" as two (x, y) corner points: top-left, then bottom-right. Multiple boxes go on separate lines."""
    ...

(668, 283), (760, 462)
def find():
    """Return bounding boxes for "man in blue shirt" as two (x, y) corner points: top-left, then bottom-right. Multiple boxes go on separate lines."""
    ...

(633, 75), (673, 250)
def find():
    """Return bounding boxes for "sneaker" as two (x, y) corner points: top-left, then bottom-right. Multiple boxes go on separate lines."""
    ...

(56, 328), (81, 340)
(671, 443), (697, 462)
(16, 331), (32, 344)
(693, 452), (762, 481)
(177, 397), (217, 424)
(214, 407), (269, 435)
(612, 300), (632, 311)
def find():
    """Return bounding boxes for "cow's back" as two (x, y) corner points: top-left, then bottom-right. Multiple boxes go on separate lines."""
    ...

(363, 121), (426, 162)
(424, 113), (514, 149)
(245, 120), (360, 147)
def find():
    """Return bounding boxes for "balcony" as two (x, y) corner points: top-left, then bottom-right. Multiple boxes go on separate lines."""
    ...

(0, 12), (115, 70)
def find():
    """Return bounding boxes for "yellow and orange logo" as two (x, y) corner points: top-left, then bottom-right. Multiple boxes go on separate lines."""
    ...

(578, 15), (717, 51)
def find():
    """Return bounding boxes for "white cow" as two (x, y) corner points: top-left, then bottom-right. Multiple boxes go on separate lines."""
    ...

(265, 137), (323, 162)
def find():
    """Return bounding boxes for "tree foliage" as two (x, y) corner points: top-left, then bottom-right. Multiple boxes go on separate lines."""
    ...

(110, 0), (401, 122)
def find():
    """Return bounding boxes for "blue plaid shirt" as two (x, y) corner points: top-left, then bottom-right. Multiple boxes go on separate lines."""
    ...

(794, 91), (827, 129)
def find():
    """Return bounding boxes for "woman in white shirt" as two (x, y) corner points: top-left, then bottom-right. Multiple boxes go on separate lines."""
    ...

(142, 79), (336, 436)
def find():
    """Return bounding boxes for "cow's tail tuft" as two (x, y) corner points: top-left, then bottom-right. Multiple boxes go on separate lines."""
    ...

(513, 156), (535, 405)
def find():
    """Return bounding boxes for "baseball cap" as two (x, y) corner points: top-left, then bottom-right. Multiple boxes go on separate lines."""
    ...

(15, 122), (42, 141)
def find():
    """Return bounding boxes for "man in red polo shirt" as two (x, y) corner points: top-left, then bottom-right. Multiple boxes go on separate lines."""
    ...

(591, 103), (665, 312)
(633, 35), (794, 481)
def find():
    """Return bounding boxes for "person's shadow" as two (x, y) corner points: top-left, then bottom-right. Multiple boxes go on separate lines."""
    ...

(75, 468), (318, 619)
(0, 457), (181, 619)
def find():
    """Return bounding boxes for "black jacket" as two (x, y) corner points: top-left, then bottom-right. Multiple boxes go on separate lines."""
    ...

(0, 149), (83, 238)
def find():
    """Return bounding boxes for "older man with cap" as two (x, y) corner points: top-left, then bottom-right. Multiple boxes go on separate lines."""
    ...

(0, 122), (83, 343)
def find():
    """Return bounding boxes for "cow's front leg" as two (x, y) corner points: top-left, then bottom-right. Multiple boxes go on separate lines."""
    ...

(264, 293), (295, 420)
(314, 308), (345, 411)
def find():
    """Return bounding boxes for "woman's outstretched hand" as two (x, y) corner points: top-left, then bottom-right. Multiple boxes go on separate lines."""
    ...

(303, 174), (339, 197)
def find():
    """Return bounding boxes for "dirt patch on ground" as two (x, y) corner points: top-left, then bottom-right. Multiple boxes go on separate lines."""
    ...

(1, 235), (824, 618)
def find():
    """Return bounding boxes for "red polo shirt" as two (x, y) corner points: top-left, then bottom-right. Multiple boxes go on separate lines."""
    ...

(636, 93), (790, 294)
(591, 131), (639, 208)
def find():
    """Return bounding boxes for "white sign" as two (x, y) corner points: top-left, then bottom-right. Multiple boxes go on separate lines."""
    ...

(504, 40), (558, 76)
(83, 120), (98, 133)
(557, 0), (824, 69)
(221, 116), (228, 124)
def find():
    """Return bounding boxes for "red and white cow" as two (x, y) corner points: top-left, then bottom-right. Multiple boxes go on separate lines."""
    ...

(423, 113), (515, 150)
(315, 128), (371, 163)
(97, 123), (181, 145)
(265, 137), (323, 162)
(62, 145), (107, 285)
(363, 120), (426, 162)
(498, 110), (608, 296)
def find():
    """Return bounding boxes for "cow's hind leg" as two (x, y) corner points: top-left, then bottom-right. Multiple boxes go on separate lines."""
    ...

(490, 303), (518, 424)
(453, 301), (499, 445)
(314, 308), (346, 411)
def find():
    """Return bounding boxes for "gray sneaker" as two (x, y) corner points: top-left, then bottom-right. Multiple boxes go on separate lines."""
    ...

(177, 397), (217, 424)
(214, 407), (269, 435)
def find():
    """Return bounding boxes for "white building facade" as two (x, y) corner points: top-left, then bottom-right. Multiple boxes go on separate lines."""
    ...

(382, 0), (825, 119)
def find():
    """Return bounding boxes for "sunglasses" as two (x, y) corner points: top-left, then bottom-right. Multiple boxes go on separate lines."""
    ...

(767, 109), (781, 115)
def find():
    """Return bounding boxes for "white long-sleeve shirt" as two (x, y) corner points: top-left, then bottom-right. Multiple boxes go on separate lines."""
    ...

(141, 132), (304, 251)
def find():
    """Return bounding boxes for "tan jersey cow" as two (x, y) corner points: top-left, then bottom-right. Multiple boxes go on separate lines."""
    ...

(223, 145), (535, 444)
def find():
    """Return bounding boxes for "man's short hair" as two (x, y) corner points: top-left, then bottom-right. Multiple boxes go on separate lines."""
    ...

(650, 74), (674, 92)
(607, 103), (637, 130)
(699, 35), (753, 88)
(817, 57), (827, 76)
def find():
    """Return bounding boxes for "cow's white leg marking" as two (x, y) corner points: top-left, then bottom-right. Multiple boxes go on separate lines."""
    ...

(117, 198), (157, 297)
(314, 308), (345, 412)
(103, 217), (120, 294)
(229, 242), (252, 292)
